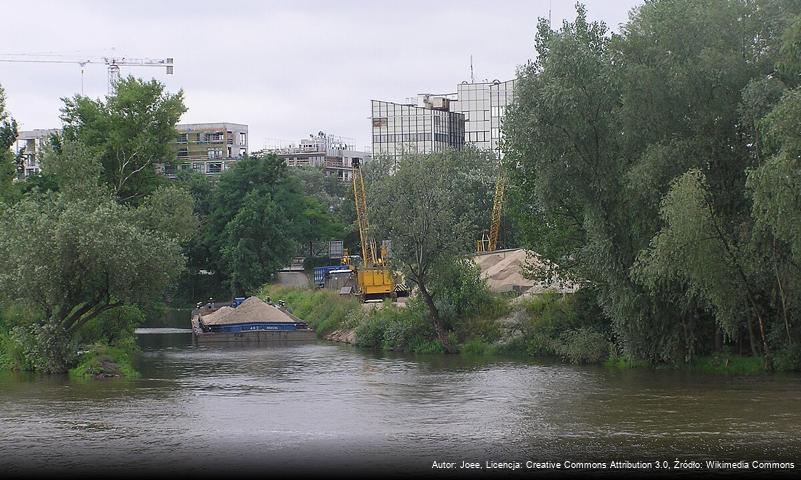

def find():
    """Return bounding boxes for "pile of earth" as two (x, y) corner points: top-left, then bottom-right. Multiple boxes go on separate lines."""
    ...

(472, 248), (578, 295)
(200, 296), (297, 325)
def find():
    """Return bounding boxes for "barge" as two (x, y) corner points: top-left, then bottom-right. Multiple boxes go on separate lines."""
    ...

(191, 296), (316, 344)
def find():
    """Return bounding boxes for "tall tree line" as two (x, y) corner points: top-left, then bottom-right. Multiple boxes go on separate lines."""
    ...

(504, 0), (801, 367)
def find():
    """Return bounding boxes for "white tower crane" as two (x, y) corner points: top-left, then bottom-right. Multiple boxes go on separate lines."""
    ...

(0, 53), (174, 95)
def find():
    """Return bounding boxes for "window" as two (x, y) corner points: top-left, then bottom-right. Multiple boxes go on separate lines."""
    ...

(177, 148), (189, 158)
(239, 132), (247, 145)
(192, 162), (203, 172)
(208, 162), (222, 174)
(176, 133), (187, 143)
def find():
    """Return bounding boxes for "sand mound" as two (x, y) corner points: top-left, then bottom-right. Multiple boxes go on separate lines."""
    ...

(200, 306), (234, 324)
(200, 297), (297, 325)
(472, 249), (578, 295)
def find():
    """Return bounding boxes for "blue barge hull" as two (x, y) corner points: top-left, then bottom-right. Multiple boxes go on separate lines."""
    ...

(206, 322), (310, 333)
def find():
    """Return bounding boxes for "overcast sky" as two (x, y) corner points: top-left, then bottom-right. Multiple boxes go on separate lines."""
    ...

(2, 0), (641, 151)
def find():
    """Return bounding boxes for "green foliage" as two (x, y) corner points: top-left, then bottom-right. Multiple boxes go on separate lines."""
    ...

(772, 343), (801, 372)
(510, 292), (611, 364)
(77, 306), (145, 346)
(0, 303), (40, 370)
(60, 76), (186, 203)
(69, 343), (139, 380)
(367, 148), (496, 352)
(203, 154), (308, 296)
(689, 355), (766, 375)
(504, 0), (801, 366)
(259, 285), (362, 337)
(355, 301), (438, 352)
(0, 83), (19, 205)
(460, 338), (500, 356)
(135, 185), (198, 243)
(430, 258), (494, 328)
(0, 142), (191, 372)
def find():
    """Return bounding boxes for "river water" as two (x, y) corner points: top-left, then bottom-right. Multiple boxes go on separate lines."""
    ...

(1, 330), (799, 477)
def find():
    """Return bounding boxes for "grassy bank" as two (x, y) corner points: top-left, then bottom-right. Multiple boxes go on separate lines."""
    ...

(69, 342), (139, 380)
(258, 286), (790, 375)
(258, 284), (511, 354)
(0, 302), (143, 378)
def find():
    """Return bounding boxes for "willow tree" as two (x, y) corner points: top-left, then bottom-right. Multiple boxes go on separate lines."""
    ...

(0, 142), (195, 372)
(367, 148), (495, 353)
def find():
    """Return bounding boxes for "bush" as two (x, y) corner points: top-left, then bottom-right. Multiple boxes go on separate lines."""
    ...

(69, 343), (139, 379)
(559, 327), (610, 364)
(8, 322), (75, 373)
(461, 338), (499, 356)
(773, 343), (801, 372)
(511, 292), (610, 364)
(353, 299), (439, 353)
(430, 258), (495, 330)
(77, 306), (145, 346)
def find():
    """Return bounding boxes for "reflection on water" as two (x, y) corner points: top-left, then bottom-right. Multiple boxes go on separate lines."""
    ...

(0, 330), (799, 475)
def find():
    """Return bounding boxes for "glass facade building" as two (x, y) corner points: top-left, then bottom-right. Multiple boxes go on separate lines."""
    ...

(370, 79), (517, 160)
(450, 79), (518, 158)
(371, 100), (464, 159)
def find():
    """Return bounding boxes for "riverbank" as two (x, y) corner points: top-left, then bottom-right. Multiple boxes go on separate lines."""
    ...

(69, 342), (139, 380)
(259, 285), (789, 374)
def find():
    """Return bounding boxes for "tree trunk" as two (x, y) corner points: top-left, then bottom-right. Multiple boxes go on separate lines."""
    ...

(417, 281), (455, 354)
(746, 317), (759, 357)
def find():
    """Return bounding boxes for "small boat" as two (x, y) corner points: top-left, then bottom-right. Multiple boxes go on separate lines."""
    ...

(191, 296), (316, 344)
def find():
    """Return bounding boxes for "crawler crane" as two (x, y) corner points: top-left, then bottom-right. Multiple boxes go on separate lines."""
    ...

(343, 158), (396, 301)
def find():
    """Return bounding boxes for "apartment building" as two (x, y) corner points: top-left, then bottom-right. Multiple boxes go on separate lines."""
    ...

(262, 132), (371, 181)
(12, 128), (60, 177)
(164, 122), (248, 177)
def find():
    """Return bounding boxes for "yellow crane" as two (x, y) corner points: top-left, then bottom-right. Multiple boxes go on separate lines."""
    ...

(344, 158), (395, 301)
(477, 165), (506, 253)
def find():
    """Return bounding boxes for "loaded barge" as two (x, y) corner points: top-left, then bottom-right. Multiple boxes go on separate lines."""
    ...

(191, 296), (316, 344)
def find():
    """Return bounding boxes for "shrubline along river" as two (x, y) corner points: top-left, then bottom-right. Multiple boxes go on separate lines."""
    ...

(1, 330), (799, 477)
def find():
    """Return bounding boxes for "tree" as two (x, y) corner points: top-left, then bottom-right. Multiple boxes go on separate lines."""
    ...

(60, 76), (186, 203)
(0, 141), (194, 372)
(203, 154), (306, 295)
(368, 149), (495, 353)
(504, 1), (801, 365)
(0, 84), (18, 205)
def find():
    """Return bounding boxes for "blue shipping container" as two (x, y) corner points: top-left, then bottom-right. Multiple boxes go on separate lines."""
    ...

(313, 266), (345, 287)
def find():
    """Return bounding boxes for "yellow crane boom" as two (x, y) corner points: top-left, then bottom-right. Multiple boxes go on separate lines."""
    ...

(351, 158), (377, 266)
(488, 170), (506, 252)
(477, 164), (506, 253)
(349, 158), (394, 301)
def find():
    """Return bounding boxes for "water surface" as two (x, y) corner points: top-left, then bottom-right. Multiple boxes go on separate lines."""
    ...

(1, 331), (799, 476)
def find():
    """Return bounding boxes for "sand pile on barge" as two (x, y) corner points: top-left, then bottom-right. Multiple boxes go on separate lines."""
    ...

(200, 297), (296, 325)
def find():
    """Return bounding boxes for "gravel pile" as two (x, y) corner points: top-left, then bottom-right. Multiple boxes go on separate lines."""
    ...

(200, 297), (297, 325)
(473, 248), (578, 295)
